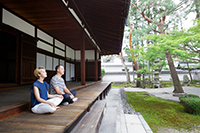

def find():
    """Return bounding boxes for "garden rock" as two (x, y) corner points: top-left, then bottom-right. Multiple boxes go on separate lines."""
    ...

(193, 70), (200, 83)
(183, 75), (189, 86)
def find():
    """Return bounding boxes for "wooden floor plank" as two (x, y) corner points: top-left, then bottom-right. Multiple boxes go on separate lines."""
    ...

(0, 121), (65, 133)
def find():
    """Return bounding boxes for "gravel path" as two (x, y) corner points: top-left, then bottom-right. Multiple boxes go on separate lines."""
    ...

(119, 88), (135, 114)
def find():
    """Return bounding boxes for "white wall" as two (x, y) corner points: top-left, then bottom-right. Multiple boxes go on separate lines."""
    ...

(2, 8), (34, 37)
(71, 64), (75, 78)
(46, 56), (53, 70)
(85, 50), (94, 60)
(37, 41), (53, 53)
(53, 58), (59, 70)
(60, 59), (65, 66)
(76, 50), (97, 60)
(37, 29), (53, 44)
(55, 48), (65, 57)
(66, 62), (70, 81)
(75, 51), (81, 60)
(65, 62), (75, 81)
(36, 53), (45, 68)
(55, 39), (65, 50)
(66, 46), (74, 60)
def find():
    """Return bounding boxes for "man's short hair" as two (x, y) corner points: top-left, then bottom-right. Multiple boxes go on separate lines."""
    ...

(34, 67), (46, 79)
(55, 64), (63, 72)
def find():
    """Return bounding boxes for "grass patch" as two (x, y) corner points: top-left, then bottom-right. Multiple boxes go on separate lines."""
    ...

(189, 84), (200, 87)
(126, 92), (200, 132)
(160, 81), (174, 88)
(111, 82), (136, 88)
(111, 81), (200, 89)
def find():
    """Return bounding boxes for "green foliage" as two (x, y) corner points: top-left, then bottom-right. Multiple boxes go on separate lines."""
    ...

(126, 92), (200, 132)
(101, 68), (105, 77)
(179, 94), (200, 99)
(162, 66), (170, 70)
(136, 68), (151, 75)
(179, 95), (200, 115)
(160, 81), (174, 88)
(190, 79), (198, 84)
(143, 19), (200, 63)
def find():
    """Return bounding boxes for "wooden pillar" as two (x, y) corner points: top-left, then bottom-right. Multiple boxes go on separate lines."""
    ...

(81, 33), (85, 85)
(95, 49), (98, 81)
(0, 6), (3, 28)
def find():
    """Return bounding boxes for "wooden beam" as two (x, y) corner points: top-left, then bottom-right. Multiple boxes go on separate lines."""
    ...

(81, 32), (85, 85)
(75, 0), (124, 11)
(0, 5), (2, 26)
(95, 49), (98, 81)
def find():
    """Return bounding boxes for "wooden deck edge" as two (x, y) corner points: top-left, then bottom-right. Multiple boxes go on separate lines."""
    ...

(63, 82), (111, 133)
(94, 101), (106, 133)
(0, 103), (30, 120)
(63, 97), (99, 133)
(63, 108), (88, 133)
(70, 100), (107, 133)
(70, 81), (102, 92)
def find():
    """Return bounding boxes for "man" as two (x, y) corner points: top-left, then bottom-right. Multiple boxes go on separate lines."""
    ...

(49, 65), (78, 105)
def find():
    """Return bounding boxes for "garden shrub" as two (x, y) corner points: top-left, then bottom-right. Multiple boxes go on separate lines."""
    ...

(179, 94), (199, 99)
(179, 94), (200, 115)
(101, 68), (105, 77)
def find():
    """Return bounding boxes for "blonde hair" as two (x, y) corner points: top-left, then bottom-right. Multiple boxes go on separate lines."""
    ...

(34, 67), (46, 79)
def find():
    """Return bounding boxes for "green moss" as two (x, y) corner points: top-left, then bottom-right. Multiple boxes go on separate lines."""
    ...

(111, 81), (200, 89)
(126, 92), (200, 132)
(111, 82), (136, 88)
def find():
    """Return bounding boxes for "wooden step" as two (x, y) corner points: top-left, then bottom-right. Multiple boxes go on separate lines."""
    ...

(71, 100), (106, 133)
(0, 103), (30, 120)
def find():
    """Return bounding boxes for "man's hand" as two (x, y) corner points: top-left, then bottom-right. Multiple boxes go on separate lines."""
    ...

(70, 94), (74, 99)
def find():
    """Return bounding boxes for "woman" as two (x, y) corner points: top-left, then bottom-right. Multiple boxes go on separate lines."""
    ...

(30, 67), (63, 114)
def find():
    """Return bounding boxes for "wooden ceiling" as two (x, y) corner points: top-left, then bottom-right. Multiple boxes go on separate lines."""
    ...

(0, 0), (130, 55)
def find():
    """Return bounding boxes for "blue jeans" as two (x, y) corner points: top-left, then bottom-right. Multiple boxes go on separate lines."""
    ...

(62, 90), (77, 104)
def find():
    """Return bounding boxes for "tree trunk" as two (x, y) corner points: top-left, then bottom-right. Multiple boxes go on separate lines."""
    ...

(136, 73), (141, 87)
(187, 62), (193, 83)
(120, 52), (130, 83)
(165, 51), (184, 93)
(129, 24), (140, 86)
(142, 73), (145, 89)
(132, 62), (135, 83)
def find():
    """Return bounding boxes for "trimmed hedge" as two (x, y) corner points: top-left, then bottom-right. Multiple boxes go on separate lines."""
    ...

(179, 94), (200, 115)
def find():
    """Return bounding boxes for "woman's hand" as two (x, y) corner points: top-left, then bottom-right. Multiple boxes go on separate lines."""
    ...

(58, 95), (63, 99)
(48, 101), (57, 108)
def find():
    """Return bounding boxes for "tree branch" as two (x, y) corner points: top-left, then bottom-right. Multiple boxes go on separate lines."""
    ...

(187, 57), (200, 62)
(131, 3), (154, 23)
(164, 24), (169, 31)
(153, 29), (162, 34)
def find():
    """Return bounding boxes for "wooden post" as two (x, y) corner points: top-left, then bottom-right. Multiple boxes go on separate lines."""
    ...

(95, 49), (98, 81)
(81, 32), (85, 85)
(0, 6), (2, 28)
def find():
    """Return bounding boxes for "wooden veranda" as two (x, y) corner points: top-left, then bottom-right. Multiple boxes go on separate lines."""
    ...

(0, 82), (111, 132)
